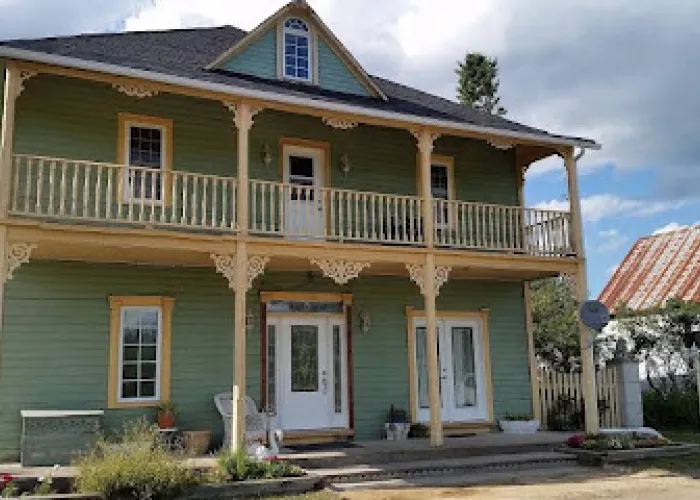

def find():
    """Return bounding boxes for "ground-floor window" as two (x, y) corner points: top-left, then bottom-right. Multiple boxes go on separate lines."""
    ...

(108, 296), (174, 408)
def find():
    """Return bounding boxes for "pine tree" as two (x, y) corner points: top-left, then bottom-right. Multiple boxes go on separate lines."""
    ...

(456, 52), (507, 115)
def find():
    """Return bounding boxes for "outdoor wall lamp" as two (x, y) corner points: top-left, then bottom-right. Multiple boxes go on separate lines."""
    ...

(339, 153), (351, 176)
(246, 309), (256, 331)
(260, 143), (273, 167)
(358, 309), (371, 334)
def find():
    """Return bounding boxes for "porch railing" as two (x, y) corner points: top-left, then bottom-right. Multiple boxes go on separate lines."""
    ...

(434, 199), (574, 256)
(10, 154), (238, 231)
(9, 154), (574, 257)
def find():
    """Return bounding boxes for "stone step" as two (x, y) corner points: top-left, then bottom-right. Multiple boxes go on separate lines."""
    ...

(308, 451), (578, 484)
(330, 463), (598, 491)
(285, 441), (563, 469)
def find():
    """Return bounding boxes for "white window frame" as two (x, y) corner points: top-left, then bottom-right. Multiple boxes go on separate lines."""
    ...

(430, 157), (454, 231)
(117, 305), (163, 404)
(282, 17), (313, 83)
(121, 119), (168, 204)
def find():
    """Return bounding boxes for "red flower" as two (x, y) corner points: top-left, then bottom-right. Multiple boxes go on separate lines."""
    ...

(0, 473), (14, 486)
(567, 434), (585, 448)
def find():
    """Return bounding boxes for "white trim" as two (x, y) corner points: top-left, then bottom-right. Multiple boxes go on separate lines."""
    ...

(0, 46), (600, 150)
(117, 305), (163, 404)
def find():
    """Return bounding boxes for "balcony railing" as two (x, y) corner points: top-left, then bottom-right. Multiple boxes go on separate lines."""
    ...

(9, 154), (574, 257)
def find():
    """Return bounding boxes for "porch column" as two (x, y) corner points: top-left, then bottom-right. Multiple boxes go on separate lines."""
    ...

(0, 62), (20, 218)
(232, 102), (253, 451)
(416, 129), (442, 446)
(564, 147), (599, 434)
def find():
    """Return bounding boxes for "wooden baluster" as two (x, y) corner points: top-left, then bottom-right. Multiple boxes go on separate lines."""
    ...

(23, 157), (33, 214)
(219, 176), (227, 228)
(232, 178), (238, 231)
(94, 164), (103, 220)
(147, 170), (156, 223)
(200, 175), (208, 227)
(11, 156), (20, 213)
(188, 175), (198, 226)
(35, 158), (44, 215)
(69, 161), (78, 217)
(179, 173), (186, 224)
(106, 165), (113, 221)
(251, 180), (258, 233)
(48, 160), (56, 215)
(81, 162), (92, 218)
(268, 182), (275, 233)
(277, 184), (285, 235)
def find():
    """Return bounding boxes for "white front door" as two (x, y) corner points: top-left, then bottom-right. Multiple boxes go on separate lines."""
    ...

(276, 317), (347, 430)
(414, 318), (488, 423)
(283, 145), (325, 239)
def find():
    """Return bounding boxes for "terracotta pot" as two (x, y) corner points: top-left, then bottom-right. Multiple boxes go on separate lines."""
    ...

(157, 412), (176, 429)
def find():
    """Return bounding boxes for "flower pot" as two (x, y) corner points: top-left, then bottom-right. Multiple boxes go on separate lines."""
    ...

(157, 412), (176, 429)
(183, 430), (211, 456)
(499, 419), (540, 434)
(384, 422), (410, 440)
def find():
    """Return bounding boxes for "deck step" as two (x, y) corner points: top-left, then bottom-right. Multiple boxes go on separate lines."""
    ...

(330, 463), (597, 491)
(308, 451), (578, 484)
(285, 441), (563, 469)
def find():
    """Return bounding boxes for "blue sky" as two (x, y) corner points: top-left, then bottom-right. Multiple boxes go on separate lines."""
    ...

(3, 0), (698, 301)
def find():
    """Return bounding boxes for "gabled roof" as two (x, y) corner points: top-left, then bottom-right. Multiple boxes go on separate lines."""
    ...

(0, 25), (599, 150)
(599, 225), (700, 312)
(207, 0), (387, 100)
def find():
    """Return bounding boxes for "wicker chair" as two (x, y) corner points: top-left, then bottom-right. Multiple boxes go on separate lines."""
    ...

(213, 392), (268, 447)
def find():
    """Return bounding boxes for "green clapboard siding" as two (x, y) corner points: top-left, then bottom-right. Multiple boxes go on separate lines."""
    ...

(0, 261), (530, 460)
(221, 30), (277, 80)
(13, 75), (517, 207)
(317, 38), (370, 97)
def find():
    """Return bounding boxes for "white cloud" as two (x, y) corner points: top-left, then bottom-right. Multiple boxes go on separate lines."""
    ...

(535, 194), (689, 223)
(596, 229), (628, 253)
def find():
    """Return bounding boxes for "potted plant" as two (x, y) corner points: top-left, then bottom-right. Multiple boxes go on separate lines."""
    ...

(156, 401), (177, 429)
(498, 413), (540, 434)
(384, 405), (410, 440)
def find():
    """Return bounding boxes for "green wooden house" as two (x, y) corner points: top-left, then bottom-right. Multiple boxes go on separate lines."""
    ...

(0, 0), (600, 462)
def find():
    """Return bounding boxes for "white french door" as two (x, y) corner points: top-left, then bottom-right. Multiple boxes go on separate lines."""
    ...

(414, 318), (488, 423)
(283, 145), (325, 239)
(274, 317), (347, 430)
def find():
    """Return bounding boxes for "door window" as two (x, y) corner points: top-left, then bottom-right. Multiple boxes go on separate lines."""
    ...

(431, 163), (450, 226)
(290, 325), (319, 392)
(288, 156), (315, 201)
(451, 326), (477, 408)
(416, 326), (429, 409)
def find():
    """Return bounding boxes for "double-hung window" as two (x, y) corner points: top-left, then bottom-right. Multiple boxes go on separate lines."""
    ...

(283, 18), (311, 81)
(430, 158), (454, 229)
(108, 296), (173, 408)
(118, 114), (172, 203)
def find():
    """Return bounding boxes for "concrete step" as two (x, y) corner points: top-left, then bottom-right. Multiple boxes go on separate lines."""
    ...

(286, 441), (564, 469)
(308, 451), (578, 484)
(330, 463), (598, 491)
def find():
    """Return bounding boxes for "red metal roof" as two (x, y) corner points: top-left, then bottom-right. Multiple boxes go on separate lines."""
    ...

(599, 225), (700, 312)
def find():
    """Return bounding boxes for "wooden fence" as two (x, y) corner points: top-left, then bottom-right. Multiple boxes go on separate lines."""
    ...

(537, 365), (621, 430)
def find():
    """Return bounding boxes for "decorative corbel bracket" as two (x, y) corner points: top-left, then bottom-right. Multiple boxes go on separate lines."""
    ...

(487, 137), (515, 150)
(310, 258), (371, 285)
(211, 253), (270, 291)
(322, 116), (358, 130)
(16, 71), (38, 98)
(112, 83), (159, 98)
(406, 263), (452, 297)
(5, 243), (37, 283)
(411, 129), (441, 154)
(222, 101), (264, 130)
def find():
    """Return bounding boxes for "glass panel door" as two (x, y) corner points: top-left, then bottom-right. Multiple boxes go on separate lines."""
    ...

(283, 145), (325, 239)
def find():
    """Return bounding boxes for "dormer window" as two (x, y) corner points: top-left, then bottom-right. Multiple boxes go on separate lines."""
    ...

(283, 18), (311, 81)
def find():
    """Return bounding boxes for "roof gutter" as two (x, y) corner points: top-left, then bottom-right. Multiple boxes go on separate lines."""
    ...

(0, 46), (601, 151)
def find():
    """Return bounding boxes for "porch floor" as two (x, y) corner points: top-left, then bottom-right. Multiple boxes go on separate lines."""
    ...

(0, 431), (574, 479)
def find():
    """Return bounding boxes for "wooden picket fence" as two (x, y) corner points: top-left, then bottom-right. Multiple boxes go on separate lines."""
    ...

(537, 365), (621, 430)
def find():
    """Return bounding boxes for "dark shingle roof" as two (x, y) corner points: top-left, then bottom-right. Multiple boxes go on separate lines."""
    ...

(1, 26), (594, 145)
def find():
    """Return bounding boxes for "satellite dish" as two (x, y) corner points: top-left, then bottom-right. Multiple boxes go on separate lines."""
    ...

(580, 300), (611, 331)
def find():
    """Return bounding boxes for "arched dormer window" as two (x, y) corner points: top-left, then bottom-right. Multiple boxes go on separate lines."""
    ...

(283, 17), (311, 82)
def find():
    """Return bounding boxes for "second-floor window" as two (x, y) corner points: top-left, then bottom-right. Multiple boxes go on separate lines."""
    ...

(283, 18), (311, 82)
(431, 162), (452, 227)
(127, 124), (164, 202)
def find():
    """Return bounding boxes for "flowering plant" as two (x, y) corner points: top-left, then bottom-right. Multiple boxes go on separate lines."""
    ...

(567, 434), (585, 448)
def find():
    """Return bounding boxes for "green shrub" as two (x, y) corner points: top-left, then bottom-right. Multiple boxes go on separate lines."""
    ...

(217, 450), (303, 482)
(73, 419), (198, 500)
(643, 386), (700, 430)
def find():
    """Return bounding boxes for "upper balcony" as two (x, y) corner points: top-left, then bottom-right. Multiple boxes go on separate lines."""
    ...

(9, 154), (574, 258)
